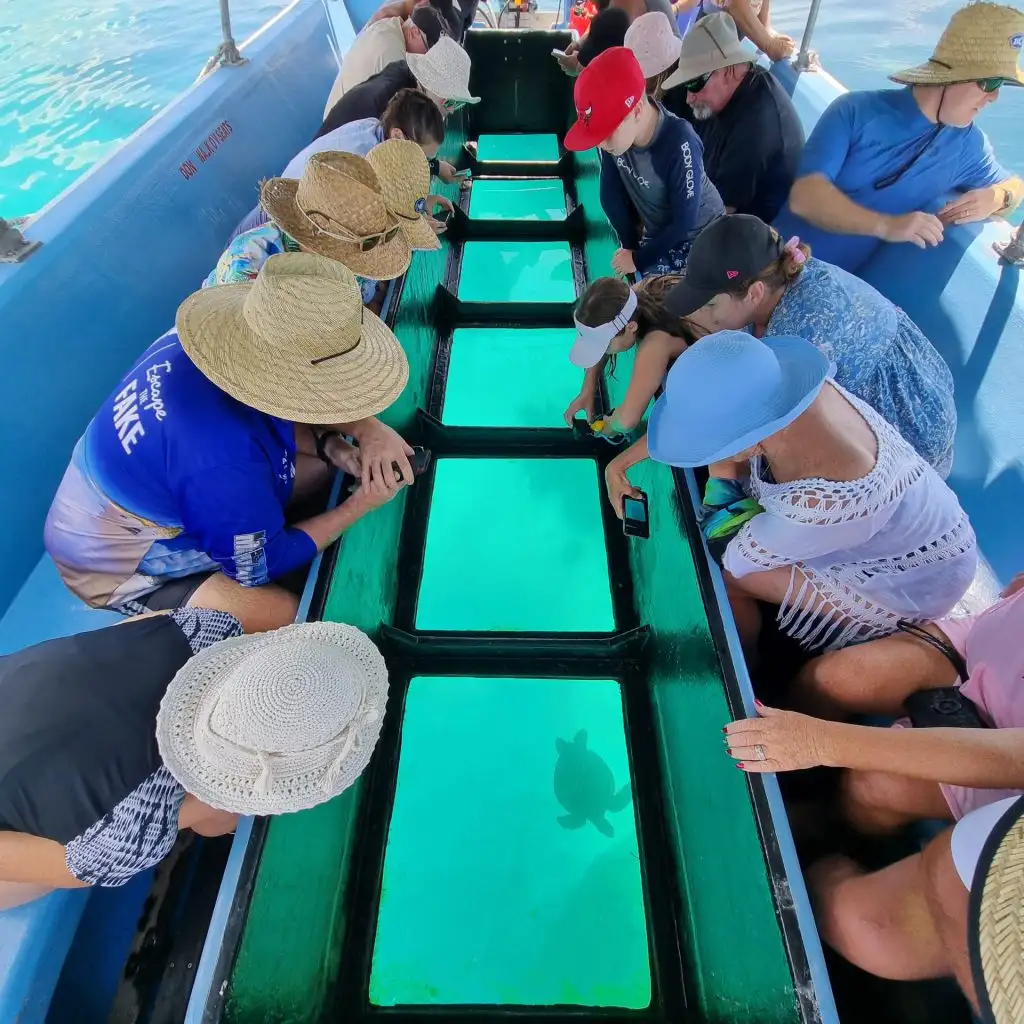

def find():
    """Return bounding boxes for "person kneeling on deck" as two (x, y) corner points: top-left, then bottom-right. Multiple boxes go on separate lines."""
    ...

(0, 612), (387, 911)
(321, 0), (458, 117)
(660, 13), (804, 223)
(211, 146), (442, 315)
(44, 254), (412, 634)
(564, 276), (697, 440)
(664, 214), (958, 476)
(563, 47), (724, 276)
(606, 331), (977, 654)
(774, 1), (1024, 274)
(232, 89), (450, 239)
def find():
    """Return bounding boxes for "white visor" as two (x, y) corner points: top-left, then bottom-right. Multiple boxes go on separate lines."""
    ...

(569, 288), (638, 369)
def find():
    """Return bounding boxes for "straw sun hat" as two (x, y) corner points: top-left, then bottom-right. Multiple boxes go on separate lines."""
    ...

(890, 2), (1024, 88)
(175, 252), (409, 424)
(625, 11), (680, 79)
(407, 35), (481, 104)
(156, 621), (388, 817)
(261, 151), (412, 280)
(367, 138), (440, 252)
(970, 794), (1024, 1023)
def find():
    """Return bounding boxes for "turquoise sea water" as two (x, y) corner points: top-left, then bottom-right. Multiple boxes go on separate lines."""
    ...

(1, 0), (1021, 221)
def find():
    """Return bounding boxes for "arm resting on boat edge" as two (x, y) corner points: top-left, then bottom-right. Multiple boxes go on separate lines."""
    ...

(788, 173), (945, 248)
(0, 833), (88, 910)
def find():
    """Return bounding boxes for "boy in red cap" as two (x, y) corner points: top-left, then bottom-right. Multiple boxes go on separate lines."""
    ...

(565, 46), (724, 276)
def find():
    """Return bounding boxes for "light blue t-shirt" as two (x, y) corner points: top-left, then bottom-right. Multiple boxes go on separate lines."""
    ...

(768, 258), (956, 476)
(774, 87), (1008, 273)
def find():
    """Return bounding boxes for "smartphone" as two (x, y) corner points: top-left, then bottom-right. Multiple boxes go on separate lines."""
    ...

(435, 207), (453, 227)
(571, 416), (593, 440)
(904, 687), (986, 730)
(392, 446), (432, 482)
(622, 491), (649, 540)
(552, 47), (567, 58)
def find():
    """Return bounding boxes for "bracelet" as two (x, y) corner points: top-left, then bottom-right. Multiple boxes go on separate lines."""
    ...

(315, 430), (341, 465)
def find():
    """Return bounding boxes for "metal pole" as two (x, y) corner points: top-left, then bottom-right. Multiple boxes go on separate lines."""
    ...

(198, 0), (247, 78)
(794, 0), (823, 72)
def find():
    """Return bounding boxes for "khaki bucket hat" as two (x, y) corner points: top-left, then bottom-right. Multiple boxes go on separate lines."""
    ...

(260, 151), (412, 280)
(175, 252), (409, 424)
(662, 12), (757, 91)
(366, 138), (440, 252)
(156, 620), (388, 817)
(407, 35), (481, 104)
(970, 795), (1024, 1023)
(890, 2), (1024, 87)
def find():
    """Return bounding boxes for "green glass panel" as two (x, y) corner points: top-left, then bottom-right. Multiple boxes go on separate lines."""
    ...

(416, 458), (615, 632)
(476, 132), (560, 163)
(442, 327), (580, 428)
(369, 676), (651, 1008)
(458, 241), (575, 304)
(468, 178), (566, 221)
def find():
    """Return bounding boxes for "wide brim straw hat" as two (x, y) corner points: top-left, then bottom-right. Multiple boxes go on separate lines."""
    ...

(625, 11), (680, 79)
(260, 151), (412, 280)
(407, 36), (481, 103)
(366, 138), (440, 252)
(176, 251), (409, 424)
(156, 620), (389, 817)
(663, 12), (758, 91)
(890, 2), (1024, 87)
(970, 794), (1024, 1024)
(647, 331), (832, 467)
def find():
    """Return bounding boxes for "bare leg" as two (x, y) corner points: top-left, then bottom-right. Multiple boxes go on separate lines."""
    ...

(724, 576), (763, 658)
(186, 572), (299, 634)
(808, 829), (975, 1007)
(840, 769), (952, 835)
(794, 625), (960, 719)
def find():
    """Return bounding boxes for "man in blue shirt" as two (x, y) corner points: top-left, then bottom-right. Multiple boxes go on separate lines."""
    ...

(775, 1), (1024, 273)
(45, 254), (414, 634)
(563, 46), (724, 275)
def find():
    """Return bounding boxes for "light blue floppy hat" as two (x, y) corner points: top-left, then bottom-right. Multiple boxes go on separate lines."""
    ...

(647, 331), (833, 468)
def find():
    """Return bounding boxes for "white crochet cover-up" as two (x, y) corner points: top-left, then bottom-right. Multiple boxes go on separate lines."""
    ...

(723, 384), (978, 651)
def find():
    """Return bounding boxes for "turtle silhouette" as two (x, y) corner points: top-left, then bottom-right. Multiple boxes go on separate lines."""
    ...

(554, 729), (632, 838)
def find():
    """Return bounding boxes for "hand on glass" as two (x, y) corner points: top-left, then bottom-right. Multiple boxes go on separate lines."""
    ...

(611, 248), (636, 275)
(563, 390), (596, 426)
(724, 701), (833, 773)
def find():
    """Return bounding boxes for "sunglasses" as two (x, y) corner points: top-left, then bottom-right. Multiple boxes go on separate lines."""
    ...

(299, 205), (403, 251)
(443, 98), (466, 114)
(976, 77), (1006, 93)
(680, 71), (713, 94)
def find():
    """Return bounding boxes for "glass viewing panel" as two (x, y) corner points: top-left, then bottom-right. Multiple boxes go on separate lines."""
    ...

(468, 178), (567, 221)
(457, 241), (576, 305)
(476, 133), (561, 164)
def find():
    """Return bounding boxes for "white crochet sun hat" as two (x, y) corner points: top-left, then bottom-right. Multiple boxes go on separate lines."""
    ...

(156, 621), (388, 816)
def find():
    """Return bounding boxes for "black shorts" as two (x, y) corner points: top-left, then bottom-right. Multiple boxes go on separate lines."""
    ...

(126, 564), (310, 615)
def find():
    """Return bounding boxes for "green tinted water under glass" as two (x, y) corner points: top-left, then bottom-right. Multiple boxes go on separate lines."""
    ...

(468, 178), (566, 221)
(415, 458), (614, 632)
(442, 328), (580, 428)
(476, 133), (561, 164)
(457, 241), (575, 304)
(369, 675), (651, 1008)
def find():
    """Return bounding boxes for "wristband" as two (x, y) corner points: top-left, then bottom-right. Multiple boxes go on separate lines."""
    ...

(315, 429), (341, 465)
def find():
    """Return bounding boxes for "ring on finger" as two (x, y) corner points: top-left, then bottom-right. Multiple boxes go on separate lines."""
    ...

(754, 743), (767, 761)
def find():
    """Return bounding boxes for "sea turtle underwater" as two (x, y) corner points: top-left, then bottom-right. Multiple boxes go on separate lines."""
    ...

(553, 729), (632, 838)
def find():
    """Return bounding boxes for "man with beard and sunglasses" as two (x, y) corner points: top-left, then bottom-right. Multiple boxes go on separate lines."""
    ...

(660, 12), (803, 223)
(775, 1), (1024, 274)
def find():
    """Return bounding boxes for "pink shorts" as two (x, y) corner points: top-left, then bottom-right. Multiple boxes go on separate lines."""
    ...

(893, 614), (1021, 821)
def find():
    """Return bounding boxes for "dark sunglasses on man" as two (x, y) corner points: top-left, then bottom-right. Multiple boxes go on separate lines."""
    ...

(680, 71), (713, 94)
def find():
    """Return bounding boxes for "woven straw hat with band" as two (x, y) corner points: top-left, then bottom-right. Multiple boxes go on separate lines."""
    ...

(970, 794), (1024, 1024)
(366, 138), (440, 252)
(890, 1), (1024, 87)
(261, 151), (412, 280)
(407, 35), (481, 104)
(175, 251), (409, 424)
(156, 621), (388, 817)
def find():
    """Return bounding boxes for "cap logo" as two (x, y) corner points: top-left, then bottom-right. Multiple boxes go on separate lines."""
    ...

(725, 270), (739, 279)
(581, 103), (593, 125)
(1010, 32), (1024, 49)
(625, 95), (635, 108)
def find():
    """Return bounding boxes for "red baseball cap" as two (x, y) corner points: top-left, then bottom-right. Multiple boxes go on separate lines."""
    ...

(564, 47), (646, 152)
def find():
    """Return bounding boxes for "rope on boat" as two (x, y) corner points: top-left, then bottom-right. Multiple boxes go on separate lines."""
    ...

(197, 0), (248, 81)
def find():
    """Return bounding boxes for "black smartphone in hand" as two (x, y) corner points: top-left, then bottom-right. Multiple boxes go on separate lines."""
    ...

(393, 446), (432, 482)
(622, 491), (649, 539)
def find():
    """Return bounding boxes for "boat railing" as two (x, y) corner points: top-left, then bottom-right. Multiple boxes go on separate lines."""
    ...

(794, 0), (823, 71)
(198, 0), (247, 78)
